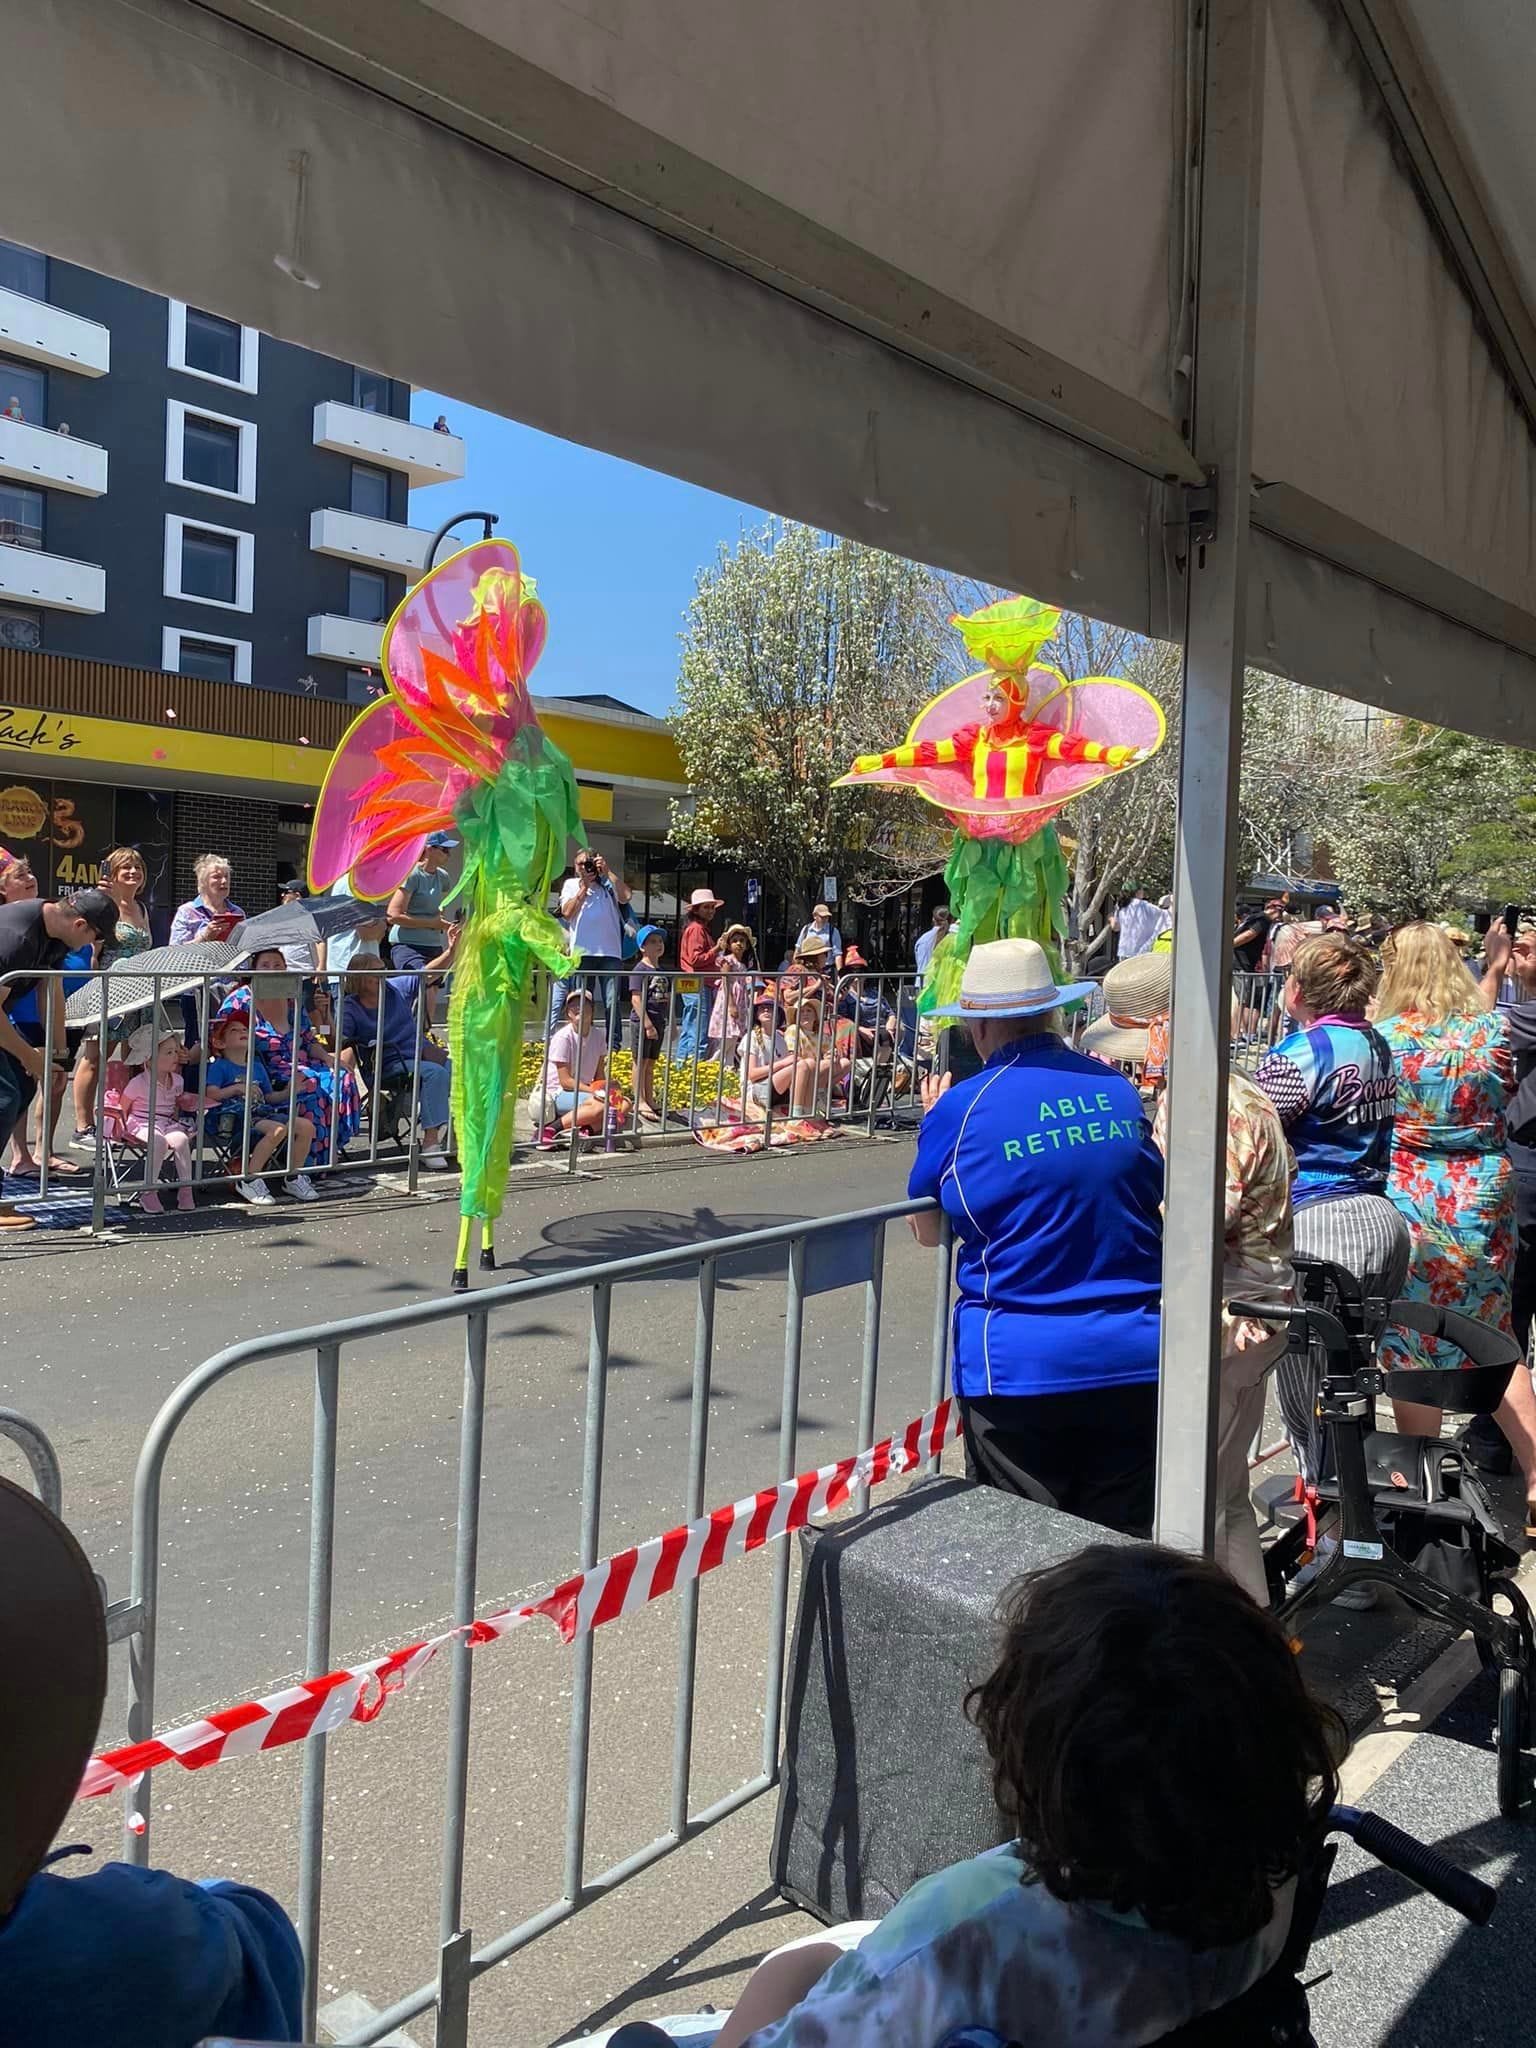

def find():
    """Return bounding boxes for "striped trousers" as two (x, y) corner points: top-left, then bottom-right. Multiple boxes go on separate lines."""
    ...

(1275, 1192), (1412, 1483)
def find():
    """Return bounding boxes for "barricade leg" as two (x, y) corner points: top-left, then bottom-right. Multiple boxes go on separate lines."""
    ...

(297, 1342), (341, 2039)
(564, 1282), (613, 1898)
(670, 1259), (717, 1837)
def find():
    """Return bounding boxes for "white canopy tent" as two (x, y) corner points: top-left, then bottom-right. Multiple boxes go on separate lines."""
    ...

(12, 0), (1536, 1542)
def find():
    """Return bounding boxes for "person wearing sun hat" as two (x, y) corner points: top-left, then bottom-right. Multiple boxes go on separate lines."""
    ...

(1082, 952), (1173, 1084)
(675, 885), (725, 1060)
(0, 1475), (303, 2044)
(908, 937), (1165, 1535)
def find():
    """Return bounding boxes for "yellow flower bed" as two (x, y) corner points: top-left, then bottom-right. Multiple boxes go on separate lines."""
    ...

(517, 1040), (739, 1114)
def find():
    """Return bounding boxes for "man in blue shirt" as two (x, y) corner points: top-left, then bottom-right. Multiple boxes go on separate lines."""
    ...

(909, 938), (1164, 1534)
(913, 905), (953, 976)
(341, 951), (454, 1168)
(0, 1474), (303, 2048)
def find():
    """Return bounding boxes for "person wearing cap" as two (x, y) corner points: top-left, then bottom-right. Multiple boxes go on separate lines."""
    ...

(387, 831), (460, 974)
(274, 878), (320, 975)
(795, 903), (844, 974)
(0, 889), (117, 1232)
(627, 924), (671, 1121)
(908, 937), (1165, 1535)
(675, 885), (724, 1060)
(0, 1474), (304, 2045)
(552, 848), (634, 1043)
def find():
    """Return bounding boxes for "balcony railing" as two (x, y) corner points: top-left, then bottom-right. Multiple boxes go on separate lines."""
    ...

(0, 287), (110, 377)
(312, 401), (465, 487)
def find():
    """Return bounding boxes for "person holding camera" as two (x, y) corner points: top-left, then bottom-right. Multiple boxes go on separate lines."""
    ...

(552, 848), (632, 1040)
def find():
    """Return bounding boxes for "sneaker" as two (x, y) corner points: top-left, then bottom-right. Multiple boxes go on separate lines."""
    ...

(283, 1172), (320, 1202)
(236, 1177), (275, 1207)
(419, 1148), (451, 1170)
(536, 1124), (561, 1150)
(72, 1125), (97, 1146)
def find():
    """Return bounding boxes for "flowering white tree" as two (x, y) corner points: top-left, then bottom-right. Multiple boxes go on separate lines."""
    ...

(668, 521), (949, 917)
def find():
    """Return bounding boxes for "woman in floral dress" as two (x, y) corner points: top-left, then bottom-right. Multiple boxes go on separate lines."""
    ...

(1376, 921), (1536, 1523)
(216, 947), (361, 1165)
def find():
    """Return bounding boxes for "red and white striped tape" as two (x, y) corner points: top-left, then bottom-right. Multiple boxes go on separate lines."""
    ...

(79, 1398), (959, 1803)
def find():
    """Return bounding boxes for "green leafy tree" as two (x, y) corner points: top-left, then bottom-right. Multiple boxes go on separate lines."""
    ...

(668, 522), (948, 917)
(1326, 723), (1536, 918)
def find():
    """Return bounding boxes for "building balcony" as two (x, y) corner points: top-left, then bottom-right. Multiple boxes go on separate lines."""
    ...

(0, 287), (110, 377)
(312, 402), (465, 487)
(307, 613), (384, 665)
(0, 416), (108, 497)
(0, 540), (105, 614)
(309, 506), (432, 579)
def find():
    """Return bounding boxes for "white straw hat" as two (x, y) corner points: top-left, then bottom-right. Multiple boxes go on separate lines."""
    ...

(929, 937), (1095, 1020)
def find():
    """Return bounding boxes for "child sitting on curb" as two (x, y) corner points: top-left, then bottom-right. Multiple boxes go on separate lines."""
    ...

(539, 988), (618, 1147)
(204, 1014), (318, 1207)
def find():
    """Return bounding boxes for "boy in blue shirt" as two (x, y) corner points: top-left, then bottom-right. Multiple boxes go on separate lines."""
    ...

(203, 1014), (316, 1207)
(908, 938), (1164, 1535)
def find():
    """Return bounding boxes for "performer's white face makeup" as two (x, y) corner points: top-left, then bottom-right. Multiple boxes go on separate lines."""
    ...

(983, 680), (1009, 722)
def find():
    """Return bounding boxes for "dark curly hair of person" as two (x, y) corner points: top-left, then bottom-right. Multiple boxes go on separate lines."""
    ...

(966, 1544), (1346, 1951)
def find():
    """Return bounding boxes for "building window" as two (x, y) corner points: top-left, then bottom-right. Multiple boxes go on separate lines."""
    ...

(165, 399), (256, 501)
(167, 300), (258, 394)
(349, 462), (390, 520)
(0, 357), (46, 428)
(161, 625), (251, 684)
(182, 415), (240, 494)
(352, 368), (391, 413)
(177, 637), (237, 682)
(0, 484), (44, 550)
(163, 514), (254, 613)
(0, 241), (46, 299)
(0, 604), (42, 650)
(347, 567), (389, 623)
(344, 667), (380, 704)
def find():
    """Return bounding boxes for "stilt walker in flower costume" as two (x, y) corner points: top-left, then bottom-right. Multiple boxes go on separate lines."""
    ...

(307, 540), (582, 1289)
(838, 596), (1166, 1015)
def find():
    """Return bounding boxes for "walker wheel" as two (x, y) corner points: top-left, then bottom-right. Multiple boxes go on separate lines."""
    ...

(1497, 1665), (1531, 1819)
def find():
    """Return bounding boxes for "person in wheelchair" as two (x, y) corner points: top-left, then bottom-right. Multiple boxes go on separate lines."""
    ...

(339, 951), (453, 1169)
(700, 1547), (1343, 2048)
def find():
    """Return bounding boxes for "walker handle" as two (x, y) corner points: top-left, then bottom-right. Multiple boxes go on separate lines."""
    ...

(1330, 1806), (1496, 1925)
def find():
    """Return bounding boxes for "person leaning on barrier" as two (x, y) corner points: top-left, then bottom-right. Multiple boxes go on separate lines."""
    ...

(0, 889), (117, 1232)
(0, 1474), (304, 2047)
(908, 937), (1164, 1536)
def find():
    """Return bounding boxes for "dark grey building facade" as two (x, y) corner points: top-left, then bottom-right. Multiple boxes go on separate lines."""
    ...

(0, 236), (464, 702)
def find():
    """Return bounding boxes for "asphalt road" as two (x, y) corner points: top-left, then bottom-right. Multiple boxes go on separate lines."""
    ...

(2, 1136), (939, 2043)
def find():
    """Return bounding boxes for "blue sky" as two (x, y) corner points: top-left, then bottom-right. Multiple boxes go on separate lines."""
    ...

(409, 394), (764, 717)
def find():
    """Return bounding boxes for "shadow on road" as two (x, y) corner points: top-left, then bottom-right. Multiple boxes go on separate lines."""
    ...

(510, 1209), (811, 1285)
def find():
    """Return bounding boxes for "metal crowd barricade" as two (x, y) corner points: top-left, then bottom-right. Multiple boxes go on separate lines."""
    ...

(0, 961), (451, 1224)
(522, 961), (931, 1167)
(117, 1201), (954, 2047)
(1230, 969), (1288, 1070)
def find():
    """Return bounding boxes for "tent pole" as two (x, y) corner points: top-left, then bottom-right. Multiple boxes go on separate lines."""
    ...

(1154, 0), (1267, 1555)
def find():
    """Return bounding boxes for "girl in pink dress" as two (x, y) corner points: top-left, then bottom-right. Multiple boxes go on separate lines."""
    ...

(120, 1026), (198, 1212)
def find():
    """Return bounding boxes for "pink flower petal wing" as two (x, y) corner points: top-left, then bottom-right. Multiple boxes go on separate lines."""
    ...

(307, 698), (463, 897)
(381, 539), (546, 773)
